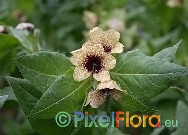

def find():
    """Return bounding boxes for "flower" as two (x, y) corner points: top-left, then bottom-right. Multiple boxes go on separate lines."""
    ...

(85, 80), (127, 108)
(70, 42), (116, 82)
(167, 0), (183, 8)
(107, 18), (125, 32)
(0, 25), (8, 34)
(12, 9), (28, 22)
(83, 10), (98, 29)
(89, 27), (124, 53)
(15, 22), (35, 32)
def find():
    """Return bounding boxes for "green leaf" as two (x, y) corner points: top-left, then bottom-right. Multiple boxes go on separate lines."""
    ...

(29, 69), (92, 119)
(6, 76), (80, 135)
(0, 95), (8, 108)
(15, 51), (72, 93)
(6, 77), (42, 115)
(172, 101), (188, 135)
(0, 34), (20, 75)
(154, 40), (181, 62)
(111, 49), (188, 100)
(111, 94), (154, 112)
(6, 76), (103, 135)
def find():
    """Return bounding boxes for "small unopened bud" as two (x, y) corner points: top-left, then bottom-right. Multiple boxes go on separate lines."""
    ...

(15, 22), (35, 33)
(0, 25), (8, 34)
(107, 18), (125, 32)
(167, 0), (183, 8)
(83, 10), (98, 29)
(12, 9), (28, 22)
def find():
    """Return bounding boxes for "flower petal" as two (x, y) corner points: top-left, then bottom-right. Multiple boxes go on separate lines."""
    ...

(110, 89), (127, 101)
(85, 89), (107, 108)
(70, 49), (84, 66)
(93, 70), (110, 82)
(82, 42), (104, 54)
(85, 90), (93, 106)
(70, 48), (82, 55)
(97, 80), (122, 90)
(103, 54), (116, 70)
(103, 29), (120, 45)
(73, 67), (91, 82)
(111, 42), (124, 54)
(90, 27), (103, 41)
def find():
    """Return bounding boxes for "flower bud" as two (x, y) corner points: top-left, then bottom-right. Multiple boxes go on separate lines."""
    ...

(0, 25), (8, 34)
(83, 10), (98, 29)
(107, 18), (125, 32)
(12, 9), (28, 22)
(15, 22), (35, 33)
(167, 0), (183, 8)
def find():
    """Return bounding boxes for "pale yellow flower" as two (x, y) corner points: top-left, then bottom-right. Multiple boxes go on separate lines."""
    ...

(70, 42), (116, 82)
(89, 27), (124, 53)
(85, 80), (127, 108)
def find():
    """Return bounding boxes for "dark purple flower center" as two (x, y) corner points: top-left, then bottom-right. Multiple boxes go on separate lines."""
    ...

(84, 55), (103, 73)
(100, 88), (112, 98)
(102, 43), (111, 53)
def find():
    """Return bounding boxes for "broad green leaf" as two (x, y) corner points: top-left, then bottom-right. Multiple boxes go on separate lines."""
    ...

(15, 51), (72, 93)
(0, 34), (20, 75)
(111, 49), (188, 100)
(74, 106), (108, 135)
(6, 76), (80, 135)
(29, 69), (92, 119)
(0, 95), (8, 108)
(6, 77), (42, 115)
(154, 40), (181, 62)
(29, 118), (80, 135)
(172, 101), (188, 135)
(111, 94), (154, 112)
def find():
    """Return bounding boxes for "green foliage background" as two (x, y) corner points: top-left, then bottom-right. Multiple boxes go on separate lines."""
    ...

(0, 0), (188, 135)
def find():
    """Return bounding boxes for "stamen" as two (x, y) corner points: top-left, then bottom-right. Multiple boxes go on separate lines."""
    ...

(100, 88), (111, 98)
(84, 55), (103, 73)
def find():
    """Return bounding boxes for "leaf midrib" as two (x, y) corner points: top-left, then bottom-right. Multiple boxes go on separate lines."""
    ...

(17, 62), (59, 78)
(27, 79), (89, 118)
(110, 72), (185, 76)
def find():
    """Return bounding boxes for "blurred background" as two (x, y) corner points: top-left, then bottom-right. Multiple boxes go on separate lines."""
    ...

(0, 0), (188, 135)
